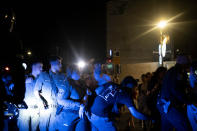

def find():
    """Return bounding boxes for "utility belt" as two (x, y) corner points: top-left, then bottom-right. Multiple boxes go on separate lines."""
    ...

(87, 112), (110, 122)
(49, 104), (58, 108)
(62, 108), (79, 114)
(28, 105), (39, 109)
(44, 104), (58, 109)
(41, 104), (58, 109)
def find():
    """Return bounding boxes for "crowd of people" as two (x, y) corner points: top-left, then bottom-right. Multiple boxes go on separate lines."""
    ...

(129, 55), (197, 131)
(1, 54), (197, 131)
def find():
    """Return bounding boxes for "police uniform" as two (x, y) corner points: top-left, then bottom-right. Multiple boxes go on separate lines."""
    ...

(34, 71), (58, 131)
(55, 78), (87, 131)
(88, 82), (134, 131)
(17, 75), (39, 131)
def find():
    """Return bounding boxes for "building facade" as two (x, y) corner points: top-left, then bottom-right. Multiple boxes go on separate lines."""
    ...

(106, 0), (175, 80)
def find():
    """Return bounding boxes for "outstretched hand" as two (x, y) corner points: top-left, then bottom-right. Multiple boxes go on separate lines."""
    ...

(79, 104), (85, 118)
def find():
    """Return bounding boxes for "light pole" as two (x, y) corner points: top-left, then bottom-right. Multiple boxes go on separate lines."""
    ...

(157, 20), (169, 66)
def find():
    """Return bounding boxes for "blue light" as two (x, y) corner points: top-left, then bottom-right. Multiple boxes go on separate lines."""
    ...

(71, 70), (80, 80)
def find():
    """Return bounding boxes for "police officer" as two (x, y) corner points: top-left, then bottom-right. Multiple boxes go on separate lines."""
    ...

(157, 55), (192, 131)
(55, 65), (88, 131)
(34, 56), (62, 131)
(17, 59), (43, 131)
(87, 76), (150, 131)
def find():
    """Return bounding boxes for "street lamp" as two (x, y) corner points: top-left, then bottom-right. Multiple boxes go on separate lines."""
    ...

(27, 50), (32, 56)
(77, 60), (86, 69)
(157, 20), (168, 66)
(157, 20), (167, 29)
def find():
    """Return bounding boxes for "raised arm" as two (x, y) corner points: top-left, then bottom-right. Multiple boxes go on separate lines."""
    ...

(93, 64), (101, 82)
(128, 106), (149, 120)
(117, 91), (150, 120)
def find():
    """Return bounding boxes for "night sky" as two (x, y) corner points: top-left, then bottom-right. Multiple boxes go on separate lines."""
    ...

(1, 0), (197, 64)
(22, 3), (106, 64)
(0, 2), (107, 64)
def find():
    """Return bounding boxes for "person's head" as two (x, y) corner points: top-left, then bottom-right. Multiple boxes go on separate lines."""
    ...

(49, 56), (62, 73)
(85, 76), (97, 88)
(1, 74), (12, 85)
(71, 69), (80, 80)
(176, 54), (191, 72)
(121, 76), (138, 89)
(154, 66), (167, 79)
(94, 63), (102, 74)
(0, 57), (26, 103)
(146, 72), (152, 81)
(66, 65), (80, 80)
(141, 74), (147, 83)
(31, 61), (43, 78)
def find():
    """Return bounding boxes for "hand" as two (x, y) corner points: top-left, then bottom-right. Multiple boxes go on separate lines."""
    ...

(79, 104), (85, 118)
(9, 83), (14, 90)
(38, 92), (48, 109)
(86, 89), (92, 95)
(43, 100), (49, 109)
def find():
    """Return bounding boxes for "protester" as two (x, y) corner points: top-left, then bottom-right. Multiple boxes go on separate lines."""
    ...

(87, 76), (150, 131)
(147, 66), (167, 130)
(157, 55), (192, 131)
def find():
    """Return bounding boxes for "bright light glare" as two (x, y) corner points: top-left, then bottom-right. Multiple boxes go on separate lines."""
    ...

(132, 12), (184, 41)
(77, 61), (86, 68)
(27, 51), (32, 55)
(22, 63), (27, 70)
(157, 21), (167, 29)
(5, 67), (10, 71)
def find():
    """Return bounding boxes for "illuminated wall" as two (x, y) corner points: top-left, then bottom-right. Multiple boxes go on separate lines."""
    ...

(106, 0), (179, 64)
